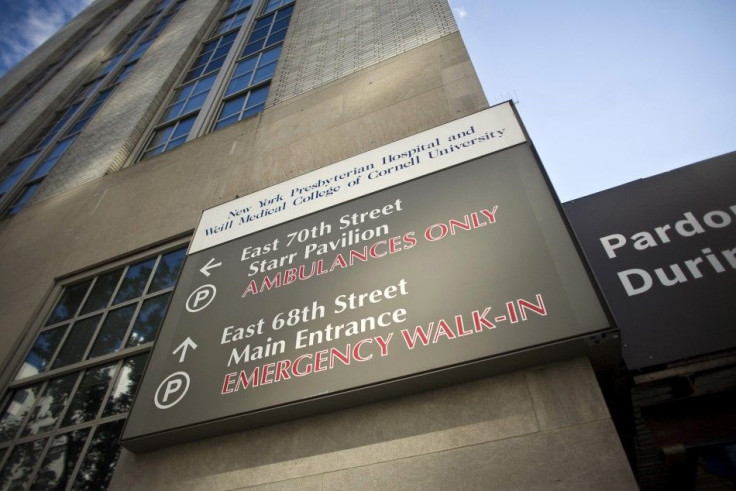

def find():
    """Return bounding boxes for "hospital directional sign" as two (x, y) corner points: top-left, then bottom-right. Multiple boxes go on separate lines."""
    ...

(122, 103), (611, 451)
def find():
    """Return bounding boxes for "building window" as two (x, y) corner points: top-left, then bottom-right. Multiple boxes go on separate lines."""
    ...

(0, 0), (186, 218)
(138, 0), (295, 161)
(0, 244), (187, 489)
(0, 2), (131, 129)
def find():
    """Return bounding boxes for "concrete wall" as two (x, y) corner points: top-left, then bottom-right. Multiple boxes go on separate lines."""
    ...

(110, 358), (636, 489)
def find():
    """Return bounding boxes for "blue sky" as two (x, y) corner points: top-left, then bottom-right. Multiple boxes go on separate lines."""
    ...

(0, 0), (734, 201)
(0, 0), (93, 77)
(449, 0), (736, 200)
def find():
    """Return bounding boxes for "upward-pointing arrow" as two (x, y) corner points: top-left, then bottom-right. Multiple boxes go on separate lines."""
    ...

(173, 337), (198, 363)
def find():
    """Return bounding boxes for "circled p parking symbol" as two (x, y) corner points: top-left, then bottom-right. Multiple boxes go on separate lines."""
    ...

(155, 371), (190, 409)
(186, 284), (216, 312)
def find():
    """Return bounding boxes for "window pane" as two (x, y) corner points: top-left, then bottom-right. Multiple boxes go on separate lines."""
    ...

(7, 182), (41, 216)
(182, 91), (208, 114)
(51, 315), (102, 369)
(61, 364), (115, 427)
(221, 96), (244, 118)
(0, 151), (40, 196)
(113, 258), (155, 304)
(22, 373), (78, 436)
(225, 75), (249, 97)
(81, 269), (123, 314)
(261, 44), (282, 64)
(248, 84), (269, 107)
(72, 419), (125, 490)
(88, 305), (136, 358)
(174, 82), (196, 103)
(0, 438), (47, 490)
(149, 124), (176, 148)
(148, 247), (186, 292)
(15, 325), (67, 379)
(46, 280), (92, 325)
(172, 116), (196, 139)
(242, 40), (262, 57)
(0, 385), (41, 442)
(233, 56), (258, 78)
(265, 28), (286, 46)
(103, 353), (148, 416)
(31, 428), (90, 490)
(166, 134), (188, 150)
(126, 293), (171, 347)
(162, 101), (186, 122)
(214, 114), (238, 130)
(253, 60), (277, 84)
(276, 4), (294, 20)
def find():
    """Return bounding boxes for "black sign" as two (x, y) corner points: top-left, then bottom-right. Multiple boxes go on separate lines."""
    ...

(122, 143), (609, 451)
(564, 152), (736, 370)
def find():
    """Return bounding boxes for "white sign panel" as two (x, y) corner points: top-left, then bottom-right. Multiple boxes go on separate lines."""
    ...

(190, 103), (526, 254)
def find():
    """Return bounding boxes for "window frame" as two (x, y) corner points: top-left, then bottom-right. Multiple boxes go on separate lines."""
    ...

(0, 237), (189, 489)
(132, 0), (296, 165)
(0, 0), (186, 218)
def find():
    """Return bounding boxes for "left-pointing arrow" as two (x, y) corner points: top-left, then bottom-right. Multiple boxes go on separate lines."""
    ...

(200, 257), (222, 277)
(173, 337), (198, 363)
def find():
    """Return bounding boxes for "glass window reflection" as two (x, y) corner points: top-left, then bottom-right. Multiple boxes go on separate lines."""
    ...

(22, 373), (78, 436)
(148, 247), (186, 292)
(103, 354), (149, 416)
(113, 259), (155, 304)
(0, 438), (47, 490)
(88, 306), (136, 358)
(15, 325), (67, 379)
(51, 315), (102, 369)
(46, 280), (92, 325)
(61, 364), (115, 427)
(81, 269), (123, 314)
(126, 293), (171, 347)
(0, 385), (41, 443)
(72, 419), (125, 490)
(31, 428), (90, 489)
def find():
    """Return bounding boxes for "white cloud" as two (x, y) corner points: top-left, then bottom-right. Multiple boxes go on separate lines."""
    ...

(0, 0), (94, 75)
(453, 6), (468, 20)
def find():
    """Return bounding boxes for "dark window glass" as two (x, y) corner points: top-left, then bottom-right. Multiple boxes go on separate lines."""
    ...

(22, 373), (78, 436)
(72, 419), (125, 490)
(88, 305), (136, 358)
(263, 0), (290, 14)
(112, 61), (136, 85)
(46, 280), (92, 326)
(161, 74), (216, 122)
(113, 259), (155, 304)
(30, 136), (77, 180)
(0, 151), (40, 196)
(81, 269), (123, 314)
(148, 247), (186, 292)
(224, 0), (253, 16)
(99, 52), (125, 77)
(51, 315), (102, 369)
(15, 325), (67, 379)
(0, 385), (41, 442)
(7, 182), (42, 216)
(61, 364), (115, 427)
(103, 354), (149, 416)
(31, 428), (90, 490)
(0, 438), (47, 490)
(215, 84), (269, 129)
(126, 293), (171, 347)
